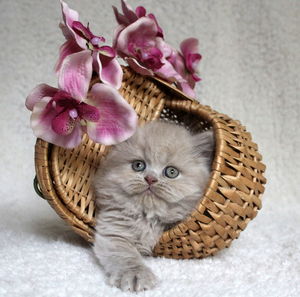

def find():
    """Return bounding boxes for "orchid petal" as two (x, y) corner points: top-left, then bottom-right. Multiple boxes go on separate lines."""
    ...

(59, 22), (73, 40)
(97, 53), (123, 89)
(112, 5), (129, 26)
(135, 6), (146, 18)
(31, 97), (82, 148)
(177, 81), (196, 98)
(25, 84), (58, 111)
(60, 0), (79, 27)
(178, 38), (201, 84)
(72, 21), (94, 40)
(167, 51), (186, 77)
(86, 83), (137, 145)
(98, 46), (116, 58)
(51, 110), (76, 135)
(60, 0), (86, 49)
(138, 46), (164, 70)
(148, 13), (164, 38)
(155, 59), (184, 83)
(126, 57), (154, 76)
(157, 38), (174, 58)
(77, 102), (100, 122)
(116, 17), (157, 57)
(187, 53), (202, 73)
(180, 38), (199, 59)
(112, 24), (125, 49)
(156, 57), (197, 97)
(121, 0), (138, 23)
(58, 50), (93, 101)
(192, 73), (201, 82)
(55, 39), (82, 73)
(180, 38), (201, 74)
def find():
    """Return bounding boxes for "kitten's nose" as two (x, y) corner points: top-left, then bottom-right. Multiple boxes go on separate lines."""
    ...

(144, 175), (158, 185)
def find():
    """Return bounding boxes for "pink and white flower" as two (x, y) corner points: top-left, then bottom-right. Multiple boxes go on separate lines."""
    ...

(113, 0), (163, 38)
(56, 0), (123, 89)
(114, 17), (183, 86)
(113, 1), (201, 98)
(169, 38), (202, 90)
(26, 51), (137, 148)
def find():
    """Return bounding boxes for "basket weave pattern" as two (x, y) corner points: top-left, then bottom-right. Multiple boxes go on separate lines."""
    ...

(35, 67), (266, 259)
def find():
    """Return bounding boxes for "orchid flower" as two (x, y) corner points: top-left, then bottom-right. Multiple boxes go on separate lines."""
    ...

(113, 10), (198, 98)
(165, 38), (202, 97)
(113, 0), (163, 38)
(56, 0), (123, 89)
(169, 38), (202, 88)
(112, 0), (165, 74)
(180, 38), (202, 83)
(26, 51), (137, 148)
(116, 18), (164, 75)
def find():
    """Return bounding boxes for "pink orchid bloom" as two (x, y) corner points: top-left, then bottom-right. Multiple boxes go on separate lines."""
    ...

(114, 15), (197, 97)
(26, 51), (137, 148)
(56, 0), (123, 89)
(167, 38), (202, 97)
(177, 38), (202, 86)
(113, 0), (163, 38)
(114, 17), (177, 76)
(180, 38), (202, 83)
(120, 18), (166, 74)
(112, 1), (201, 98)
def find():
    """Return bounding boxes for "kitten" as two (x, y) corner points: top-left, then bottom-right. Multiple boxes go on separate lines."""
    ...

(92, 121), (214, 292)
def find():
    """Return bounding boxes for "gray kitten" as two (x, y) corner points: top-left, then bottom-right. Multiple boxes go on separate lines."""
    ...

(92, 121), (214, 292)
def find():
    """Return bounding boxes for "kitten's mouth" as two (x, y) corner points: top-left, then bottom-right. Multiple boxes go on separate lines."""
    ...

(146, 188), (154, 194)
(143, 187), (160, 198)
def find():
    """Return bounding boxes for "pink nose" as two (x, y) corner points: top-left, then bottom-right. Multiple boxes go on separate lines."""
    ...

(144, 175), (158, 185)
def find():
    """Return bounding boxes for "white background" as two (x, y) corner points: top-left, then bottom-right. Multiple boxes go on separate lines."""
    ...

(0, 0), (299, 296)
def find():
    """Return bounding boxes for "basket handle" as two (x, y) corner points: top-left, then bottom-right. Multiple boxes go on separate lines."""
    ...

(33, 176), (46, 199)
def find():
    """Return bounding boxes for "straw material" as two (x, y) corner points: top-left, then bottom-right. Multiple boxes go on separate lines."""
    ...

(34, 67), (266, 259)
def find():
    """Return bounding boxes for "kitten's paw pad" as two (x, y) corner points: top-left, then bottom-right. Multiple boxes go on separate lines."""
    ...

(109, 266), (157, 292)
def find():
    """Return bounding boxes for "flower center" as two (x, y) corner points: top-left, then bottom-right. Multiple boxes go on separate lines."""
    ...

(49, 91), (100, 136)
(90, 36), (102, 47)
(69, 108), (78, 119)
(72, 21), (105, 51)
(135, 46), (164, 71)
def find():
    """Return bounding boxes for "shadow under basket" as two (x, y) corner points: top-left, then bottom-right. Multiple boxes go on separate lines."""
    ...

(34, 67), (266, 259)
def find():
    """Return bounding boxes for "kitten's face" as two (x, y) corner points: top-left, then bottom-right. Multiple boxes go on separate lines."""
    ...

(113, 143), (205, 204)
(95, 121), (214, 212)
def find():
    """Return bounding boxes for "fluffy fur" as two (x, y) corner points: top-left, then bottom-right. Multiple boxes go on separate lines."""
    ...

(92, 121), (214, 292)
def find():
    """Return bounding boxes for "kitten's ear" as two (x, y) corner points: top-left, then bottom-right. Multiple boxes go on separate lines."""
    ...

(192, 130), (215, 163)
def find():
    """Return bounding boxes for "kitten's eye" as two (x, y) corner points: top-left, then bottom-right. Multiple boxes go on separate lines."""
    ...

(164, 166), (179, 179)
(132, 160), (146, 172)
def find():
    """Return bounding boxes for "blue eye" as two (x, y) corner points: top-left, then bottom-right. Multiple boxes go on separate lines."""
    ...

(164, 166), (179, 178)
(132, 160), (146, 172)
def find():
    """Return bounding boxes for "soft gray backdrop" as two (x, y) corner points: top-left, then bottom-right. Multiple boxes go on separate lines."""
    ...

(1, 1), (299, 296)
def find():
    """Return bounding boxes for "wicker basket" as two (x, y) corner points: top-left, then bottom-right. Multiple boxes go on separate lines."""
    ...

(34, 67), (266, 259)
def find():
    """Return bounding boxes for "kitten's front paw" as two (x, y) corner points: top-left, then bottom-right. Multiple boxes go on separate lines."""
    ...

(108, 266), (157, 292)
